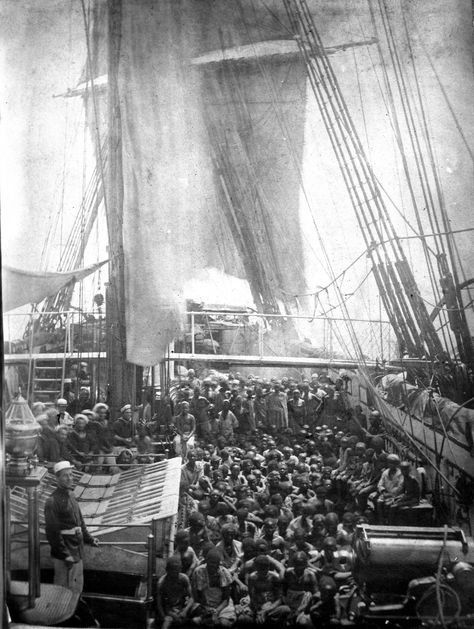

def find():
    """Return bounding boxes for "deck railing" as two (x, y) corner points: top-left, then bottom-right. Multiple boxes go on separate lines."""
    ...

(177, 309), (394, 363)
(3, 310), (105, 357)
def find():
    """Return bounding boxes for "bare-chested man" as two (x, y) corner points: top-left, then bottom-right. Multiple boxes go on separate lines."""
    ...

(173, 401), (196, 458)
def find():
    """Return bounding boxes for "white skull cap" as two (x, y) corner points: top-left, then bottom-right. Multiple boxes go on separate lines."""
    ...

(54, 460), (74, 474)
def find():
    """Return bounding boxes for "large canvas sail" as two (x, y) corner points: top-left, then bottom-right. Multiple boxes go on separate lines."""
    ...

(117, 0), (239, 365)
(192, 2), (309, 313)
(117, 0), (310, 364)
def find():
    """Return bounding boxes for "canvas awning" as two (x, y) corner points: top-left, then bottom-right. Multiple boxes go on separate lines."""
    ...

(2, 260), (108, 312)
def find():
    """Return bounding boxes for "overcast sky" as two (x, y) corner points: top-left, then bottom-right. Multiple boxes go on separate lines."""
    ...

(1, 0), (473, 359)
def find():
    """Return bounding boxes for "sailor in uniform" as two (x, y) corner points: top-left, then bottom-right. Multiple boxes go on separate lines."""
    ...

(112, 404), (135, 448)
(44, 460), (99, 594)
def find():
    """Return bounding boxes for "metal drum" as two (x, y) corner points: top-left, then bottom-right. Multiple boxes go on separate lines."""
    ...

(353, 525), (474, 592)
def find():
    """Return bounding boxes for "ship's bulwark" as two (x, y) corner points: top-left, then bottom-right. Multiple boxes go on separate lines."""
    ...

(118, 0), (309, 365)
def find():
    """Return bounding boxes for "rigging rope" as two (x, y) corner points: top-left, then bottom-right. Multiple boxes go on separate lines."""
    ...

(349, 9), (440, 255)
(411, 22), (474, 166)
(401, 5), (467, 292)
(285, 0), (452, 354)
(283, 0), (434, 359)
(365, 376), (461, 497)
(367, 0), (442, 308)
(246, 0), (368, 361)
(381, 0), (457, 362)
(378, 0), (471, 365)
(375, 1), (452, 356)
(380, 0), (472, 364)
(79, 0), (109, 219)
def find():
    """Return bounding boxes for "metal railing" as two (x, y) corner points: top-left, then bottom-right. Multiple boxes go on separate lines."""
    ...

(9, 516), (174, 603)
(3, 310), (106, 356)
(4, 308), (395, 363)
(180, 310), (394, 363)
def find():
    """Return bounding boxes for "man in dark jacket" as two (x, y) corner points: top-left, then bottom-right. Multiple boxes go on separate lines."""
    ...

(44, 460), (99, 594)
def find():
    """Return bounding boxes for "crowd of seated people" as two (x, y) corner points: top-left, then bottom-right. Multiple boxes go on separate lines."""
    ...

(156, 370), (426, 628)
(30, 368), (430, 626)
(31, 368), (338, 472)
(33, 397), (158, 472)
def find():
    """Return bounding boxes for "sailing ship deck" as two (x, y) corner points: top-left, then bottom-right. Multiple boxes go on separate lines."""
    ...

(9, 457), (182, 564)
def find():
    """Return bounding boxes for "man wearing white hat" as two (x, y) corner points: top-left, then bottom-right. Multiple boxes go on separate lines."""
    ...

(56, 398), (74, 429)
(113, 404), (134, 448)
(44, 461), (99, 595)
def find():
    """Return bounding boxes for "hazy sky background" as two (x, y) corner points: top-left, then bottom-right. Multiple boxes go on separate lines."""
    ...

(1, 0), (473, 360)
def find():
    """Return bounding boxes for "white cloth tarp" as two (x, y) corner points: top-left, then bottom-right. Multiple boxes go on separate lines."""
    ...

(2, 261), (108, 312)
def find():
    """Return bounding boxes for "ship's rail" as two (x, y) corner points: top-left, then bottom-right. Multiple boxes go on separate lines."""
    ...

(170, 309), (396, 370)
(3, 309), (106, 357)
(336, 367), (474, 531)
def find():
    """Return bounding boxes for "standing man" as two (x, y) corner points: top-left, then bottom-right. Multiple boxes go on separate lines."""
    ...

(189, 386), (211, 440)
(266, 385), (287, 431)
(253, 386), (267, 429)
(44, 461), (99, 595)
(287, 389), (306, 431)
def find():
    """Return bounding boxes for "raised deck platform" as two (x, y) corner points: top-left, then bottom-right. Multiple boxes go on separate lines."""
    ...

(168, 351), (400, 370)
(4, 351), (103, 362)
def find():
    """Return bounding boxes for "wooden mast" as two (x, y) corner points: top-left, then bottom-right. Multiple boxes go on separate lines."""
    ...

(106, 0), (136, 413)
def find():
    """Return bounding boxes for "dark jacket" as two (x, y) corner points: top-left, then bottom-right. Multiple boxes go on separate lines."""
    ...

(44, 487), (94, 562)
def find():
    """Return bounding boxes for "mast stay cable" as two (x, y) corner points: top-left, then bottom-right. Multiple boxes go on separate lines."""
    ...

(245, 0), (369, 361)
(283, 0), (444, 362)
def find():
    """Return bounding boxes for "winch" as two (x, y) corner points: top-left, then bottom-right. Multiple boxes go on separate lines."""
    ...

(353, 524), (474, 592)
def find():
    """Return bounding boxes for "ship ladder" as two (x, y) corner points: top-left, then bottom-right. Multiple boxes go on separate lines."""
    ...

(32, 359), (64, 404)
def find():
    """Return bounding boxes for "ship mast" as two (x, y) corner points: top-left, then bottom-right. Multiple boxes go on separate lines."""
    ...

(106, 0), (136, 412)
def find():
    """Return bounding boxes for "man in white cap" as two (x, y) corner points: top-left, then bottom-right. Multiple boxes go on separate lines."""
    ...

(44, 461), (99, 596)
(113, 404), (134, 448)
(56, 398), (74, 429)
